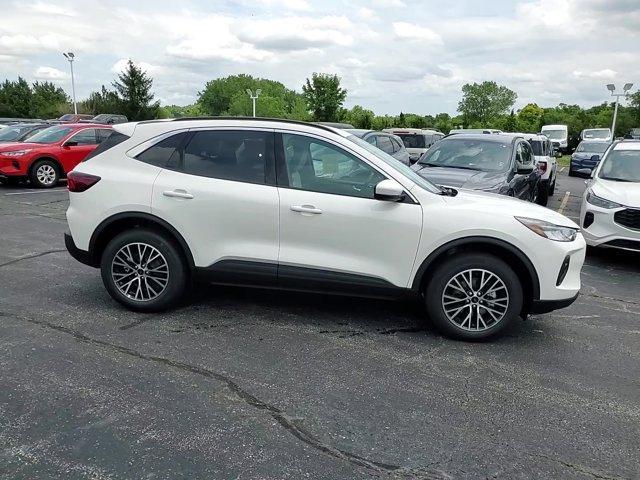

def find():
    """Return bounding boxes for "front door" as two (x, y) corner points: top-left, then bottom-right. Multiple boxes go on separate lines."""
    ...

(276, 132), (422, 290)
(60, 128), (98, 172)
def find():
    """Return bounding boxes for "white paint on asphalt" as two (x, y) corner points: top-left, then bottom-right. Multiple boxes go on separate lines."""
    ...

(4, 188), (67, 196)
(560, 166), (566, 173)
(557, 191), (571, 214)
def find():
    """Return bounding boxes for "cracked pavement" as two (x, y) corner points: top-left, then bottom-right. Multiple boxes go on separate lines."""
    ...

(0, 172), (638, 479)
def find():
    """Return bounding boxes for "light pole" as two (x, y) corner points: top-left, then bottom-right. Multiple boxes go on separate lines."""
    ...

(606, 82), (633, 138)
(63, 52), (77, 114)
(246, 88), (261, 117)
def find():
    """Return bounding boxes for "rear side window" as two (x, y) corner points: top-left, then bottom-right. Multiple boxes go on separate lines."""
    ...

(136, 133), (188, 168)
(84, 131), (130, 162)
(180, 130), (270, 184)
(376, 135), (394, 154)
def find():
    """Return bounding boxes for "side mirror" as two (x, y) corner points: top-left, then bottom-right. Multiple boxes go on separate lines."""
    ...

(64, 141), (78, 147)
(374, 179), (405, 202)
(516, 164), (535, 175)
(590, 155), (600, 162)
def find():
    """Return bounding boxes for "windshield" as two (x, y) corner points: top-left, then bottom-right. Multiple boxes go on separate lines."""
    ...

(529, 140), (544, 156)
(583, 129), (610, 139)
(418, 138), (512, 172)
(25, 125), (73, 144)
(346, 135), (441, 194)
(542, 130), (566, 140)
(598, 149), (640, 182)
(576, 142), (610, 154)
(396, 134), (425, 149)
(0, 125), (33, 141)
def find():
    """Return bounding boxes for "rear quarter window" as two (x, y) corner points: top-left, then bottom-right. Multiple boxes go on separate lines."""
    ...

(83, 132), (130, 162)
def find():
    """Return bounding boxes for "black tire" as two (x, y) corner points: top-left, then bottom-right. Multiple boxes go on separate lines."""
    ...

(29, 159), (60, 188)
(424, 253), (523, 341)
(100, 229), (187, 312)
(536, 182), (549, 206)
(568, 167), (575, 177)
(0, 177), (22, 186)
(548, 176), (556, 196)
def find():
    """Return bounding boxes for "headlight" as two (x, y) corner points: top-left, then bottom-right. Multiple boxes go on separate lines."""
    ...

(586, 191), (621, 209)
(516, 217), (578, 242)
(2, 149), (32, 157)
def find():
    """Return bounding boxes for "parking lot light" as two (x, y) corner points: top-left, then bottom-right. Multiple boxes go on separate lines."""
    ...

(63, 52), (77, 114)
(607, 83), (634, 137)
(246, 89), (261, 117)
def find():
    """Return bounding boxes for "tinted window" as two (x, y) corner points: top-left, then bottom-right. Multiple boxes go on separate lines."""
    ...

(182, 130), (269, 184)
(137, 133), (188, 168)
(530, 140), (544, 156)
(84, 131), (130, 162)
(96, 129), (112, 143)
(70, 129), (97, 145)
(26, 125), (73, 144)
(397, 134), (425, 148)
(520, 142), (534, 165)
(376, 135), (394, 154)
(390, 138), (402, 153)
(282, 134), (385, 199)
(365, 135), (376, 145)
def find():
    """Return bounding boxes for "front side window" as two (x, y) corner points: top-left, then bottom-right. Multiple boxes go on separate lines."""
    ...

(69, 129), (97, 145)
(282, 134), (385, 199)
(376, 135), (394, 154)
(182, 130), (269, 184)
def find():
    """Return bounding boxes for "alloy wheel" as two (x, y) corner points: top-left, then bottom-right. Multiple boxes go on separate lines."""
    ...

(111, 242), (169, 302)
(441, 269), (509, 332)
(36, 164), (57, 186)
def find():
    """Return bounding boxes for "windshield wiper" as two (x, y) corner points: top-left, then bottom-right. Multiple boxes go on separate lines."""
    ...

(419, 163), (481, 171)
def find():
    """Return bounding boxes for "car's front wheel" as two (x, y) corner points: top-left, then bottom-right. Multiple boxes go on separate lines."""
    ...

(424, 253), (523, 340)
(101, 229), (187, 312)
(30, 159), (60, 188)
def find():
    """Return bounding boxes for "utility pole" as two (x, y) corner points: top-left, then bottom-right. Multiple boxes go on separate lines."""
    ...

(63, 52), (77, 114)
(246, 89), (261, 117)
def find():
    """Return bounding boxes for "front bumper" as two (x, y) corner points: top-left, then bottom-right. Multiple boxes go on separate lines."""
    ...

(580, 200), (640, 251)
(530, 292), (579, 314)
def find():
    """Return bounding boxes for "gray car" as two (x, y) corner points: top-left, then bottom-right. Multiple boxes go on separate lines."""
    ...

(344, 129), (411, 165)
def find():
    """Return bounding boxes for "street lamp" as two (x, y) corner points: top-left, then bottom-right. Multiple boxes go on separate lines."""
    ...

(63, 52), (77, 114)
(246, 88), (261, 117)
(606, 82), (634, 137)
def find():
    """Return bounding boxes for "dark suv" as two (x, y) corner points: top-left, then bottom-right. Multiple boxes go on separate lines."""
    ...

(411, 134), (542, 203)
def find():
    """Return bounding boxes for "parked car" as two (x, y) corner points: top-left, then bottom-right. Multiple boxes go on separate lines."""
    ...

(58, 114), (95, 123)
(541, 124), (569, 153)
(0, 123), (50, 143)
(581, 128), (612, 142)
(382, 128), (444, 164)
(315, 122), (354, 129)
(448, 128), (502, 135)
(343, 129), (410, 165)
(64, 118), (584, 341)
(580, 140), (640, 252)
(0, 123), (111, 187)
(628, 128), (640, 140)
(411, 134), (543, 204)
(570, 141), (612, 176)
(515, 133), (558, 205)
(83, 114), (128, 125)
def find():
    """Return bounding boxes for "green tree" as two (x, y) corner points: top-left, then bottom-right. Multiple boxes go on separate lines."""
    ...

(0, 77), (33, 117)
(434, 113), (452, 133)
(78, 85), (121, 115)
(504, 109), (517, 132)
(302, 73), (347, 122)
(341, 105), (374, 129)
(112, 60), (159, 120)
(517, 103), (544, 133)
(30, 81), (70, 118)
(458, 81), (517, 126)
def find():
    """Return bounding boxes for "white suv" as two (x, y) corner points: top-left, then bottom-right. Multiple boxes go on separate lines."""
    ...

(65, 119), (586, 340)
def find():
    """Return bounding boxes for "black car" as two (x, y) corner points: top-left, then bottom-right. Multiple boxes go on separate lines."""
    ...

(411, 134), (543, 204)
(0, 123), (51, 143)
(80, 114), (128, 125)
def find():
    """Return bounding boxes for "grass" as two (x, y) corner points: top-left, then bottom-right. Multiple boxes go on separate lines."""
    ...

(556, 155), (571, 168)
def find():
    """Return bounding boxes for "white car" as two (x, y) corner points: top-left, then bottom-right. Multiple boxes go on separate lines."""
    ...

(382, 128), (443, 164)
(527, 134), (558, 203)
(581, 128), (612, 143)
(541, 124), (569, 153)
(65, 119), (586, 340)
(580, 140), (640, 252)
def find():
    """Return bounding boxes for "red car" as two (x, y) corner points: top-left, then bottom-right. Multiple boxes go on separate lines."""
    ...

(0, 123), (112, 188)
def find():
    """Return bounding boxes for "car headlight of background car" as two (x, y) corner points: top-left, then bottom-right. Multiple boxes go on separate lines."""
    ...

(1, 149), (32, 157)
(516, 217), (578, 242)
(586, 191), (622, 209)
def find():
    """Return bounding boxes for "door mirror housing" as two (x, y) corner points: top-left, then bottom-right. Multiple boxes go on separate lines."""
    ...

(374, 179), (405, 202)
(64, 140), (78, 147)
(590, 154), (600, 162)
(516, 164), (535, 174)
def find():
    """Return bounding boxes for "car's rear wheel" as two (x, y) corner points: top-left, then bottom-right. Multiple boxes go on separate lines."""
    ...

(548, 175), (556, 196)
(424, 253), (523, 340)
(30, 159), (59, 188)
(536, 182), (549, 206)
(100, 229), (187, 312)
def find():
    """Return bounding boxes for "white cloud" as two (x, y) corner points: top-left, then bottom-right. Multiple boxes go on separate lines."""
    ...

(34, 66), (68, 80)
(257, 0), (312, 11)
(573, 69), (618, 80)
(111, 59), (165, 75)
(372, 0), (406, 7)
(392, 22), (442, 44)
(25, 1), (77, 17)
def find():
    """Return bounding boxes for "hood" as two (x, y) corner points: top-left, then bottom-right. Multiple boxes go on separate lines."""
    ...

(0, 142), (42, 152)
(444, 188), (579, 228)
(412, 164), (506, 189)
(591, 179), (640, 208)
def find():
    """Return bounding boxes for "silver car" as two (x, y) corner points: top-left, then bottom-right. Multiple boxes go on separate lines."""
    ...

(344, 129), (411, 165)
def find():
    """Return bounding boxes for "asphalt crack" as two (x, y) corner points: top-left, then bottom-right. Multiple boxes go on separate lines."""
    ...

(0, 249), (66, 268)
(11, 313), (446, 480)
(526, 453), (624, 480)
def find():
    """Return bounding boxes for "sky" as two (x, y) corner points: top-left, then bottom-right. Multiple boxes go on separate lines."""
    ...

(0, 0), (638, 115)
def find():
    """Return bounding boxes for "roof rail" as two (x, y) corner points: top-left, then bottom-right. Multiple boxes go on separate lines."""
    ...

(137, 116), (338, 134)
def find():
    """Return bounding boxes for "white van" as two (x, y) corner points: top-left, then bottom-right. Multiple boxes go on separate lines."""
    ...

(383, 128), (443, 163)
(580, 128), (612, 142)
(541, 124), (569, 153)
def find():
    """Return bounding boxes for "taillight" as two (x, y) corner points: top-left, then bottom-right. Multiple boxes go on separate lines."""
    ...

(537, 161), (547, 173)
(67, 171), (101, 192)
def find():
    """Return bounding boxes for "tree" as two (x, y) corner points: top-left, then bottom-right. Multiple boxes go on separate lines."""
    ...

(79, 86), (121, 115)
(458, 81), (517, 126)
(504, 110), (517, 132)
(0, 77), (33, 117)
(434, 113), (452, 133)
(30, 81), (70, 118)
(112, 60), (159, 120)
(302, 73), (347, 122)
(341, 105), (374, 129)
(517, 103), (544, 133)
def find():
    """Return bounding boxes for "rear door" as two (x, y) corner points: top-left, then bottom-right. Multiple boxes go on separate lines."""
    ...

(275, 132), (422, 290)
(151, 128), (279, 281)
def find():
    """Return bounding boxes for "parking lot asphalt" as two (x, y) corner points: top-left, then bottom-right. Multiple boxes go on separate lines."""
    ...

(0, 171), (638, 480)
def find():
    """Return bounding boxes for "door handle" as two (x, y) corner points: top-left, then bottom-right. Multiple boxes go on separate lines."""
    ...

(163, 189), (194, 199)
(290, 204), (322, 214)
